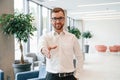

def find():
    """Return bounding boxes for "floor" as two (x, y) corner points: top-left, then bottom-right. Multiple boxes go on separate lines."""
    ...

(79, 52), (120, 80)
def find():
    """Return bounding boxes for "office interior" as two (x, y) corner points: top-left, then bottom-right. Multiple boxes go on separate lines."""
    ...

(0, 0), (120, 80)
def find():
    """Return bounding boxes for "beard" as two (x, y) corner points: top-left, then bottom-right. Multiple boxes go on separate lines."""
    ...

(54, 23), (64, 30)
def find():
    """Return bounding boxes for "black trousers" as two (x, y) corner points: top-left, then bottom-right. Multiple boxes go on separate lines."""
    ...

(45, 72), (77, 80)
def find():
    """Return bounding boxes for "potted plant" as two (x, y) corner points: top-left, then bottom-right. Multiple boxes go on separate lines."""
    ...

(67, 26), (81, 39)
(0, 13), (37, 74)
(82, 31), (92, 53)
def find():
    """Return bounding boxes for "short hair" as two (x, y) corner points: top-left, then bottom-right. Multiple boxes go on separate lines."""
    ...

(51, 7), (65, 16)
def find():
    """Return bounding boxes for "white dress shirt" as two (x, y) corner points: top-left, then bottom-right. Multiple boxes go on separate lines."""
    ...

(39, 30), (83, 78)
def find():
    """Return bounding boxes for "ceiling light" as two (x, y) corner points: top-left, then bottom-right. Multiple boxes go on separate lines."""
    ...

(83, 15), (120, 20)
(84, 17), (120, 20)
(78, 2), (120, 7)
(86, 12), (120, 16)
(49, 0), (55, 1)
(69, 10), (116, 15)
(38, 0), (55, 2)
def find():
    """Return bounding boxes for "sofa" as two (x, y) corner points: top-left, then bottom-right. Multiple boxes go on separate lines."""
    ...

(15, 65), (46, 80)
(0, 69), (4, 80)
(25, 53), (46, 70)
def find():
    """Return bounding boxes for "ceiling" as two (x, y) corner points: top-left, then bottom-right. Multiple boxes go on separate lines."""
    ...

(36, 0), (120, 20)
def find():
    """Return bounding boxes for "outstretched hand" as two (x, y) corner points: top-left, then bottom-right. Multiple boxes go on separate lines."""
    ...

(41, 45), (57, 59)
(48, 45), (57, 50)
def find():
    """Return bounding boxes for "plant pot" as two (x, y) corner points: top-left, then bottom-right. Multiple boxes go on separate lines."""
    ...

(84, 45), (89, 53)
(12, 60), (31, 76)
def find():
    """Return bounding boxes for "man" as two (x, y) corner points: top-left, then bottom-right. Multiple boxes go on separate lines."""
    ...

(39, 7), (83, 80)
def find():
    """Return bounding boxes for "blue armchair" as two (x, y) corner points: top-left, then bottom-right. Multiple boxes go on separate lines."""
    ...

(15, 65), (46, 80)
(0, 69), (4, 80)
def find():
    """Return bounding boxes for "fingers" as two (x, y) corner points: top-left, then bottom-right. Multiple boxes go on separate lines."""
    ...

(41, 45), (57, 59)
(48, 45), (57, 50)
(46, 53), (51, 59)
(41, 48), (51, 59)
(45, 49), (51, 59)
(51, 45), (57, 49)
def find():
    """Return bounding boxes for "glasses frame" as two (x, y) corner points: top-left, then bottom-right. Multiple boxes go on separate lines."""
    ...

(51, 17), (65, 22)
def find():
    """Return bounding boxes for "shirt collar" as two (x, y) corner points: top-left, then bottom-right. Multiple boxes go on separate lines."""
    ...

(52, 30), (66, 36)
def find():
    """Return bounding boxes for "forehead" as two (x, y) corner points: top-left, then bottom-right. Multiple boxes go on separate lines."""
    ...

(52, 11), (65, 17)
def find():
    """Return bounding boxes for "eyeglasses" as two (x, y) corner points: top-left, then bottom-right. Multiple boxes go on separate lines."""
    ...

(51, 17), (64, 22)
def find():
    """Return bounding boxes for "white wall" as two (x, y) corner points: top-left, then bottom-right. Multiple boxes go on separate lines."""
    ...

(83, 19), (120, 53)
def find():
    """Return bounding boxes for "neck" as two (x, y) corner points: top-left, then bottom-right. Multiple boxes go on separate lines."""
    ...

(55, 29), (63, 34)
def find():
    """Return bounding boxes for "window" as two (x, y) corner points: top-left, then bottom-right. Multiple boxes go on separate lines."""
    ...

(29, 1), (38, 53)
(14, 0), (24, 60)
(42, 7), (51, 34)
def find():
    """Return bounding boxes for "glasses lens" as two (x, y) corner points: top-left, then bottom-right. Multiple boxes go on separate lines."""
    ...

(52, 17), (64, 21)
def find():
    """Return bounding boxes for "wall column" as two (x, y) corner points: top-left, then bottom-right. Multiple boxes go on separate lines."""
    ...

(0, 0), (14, 80)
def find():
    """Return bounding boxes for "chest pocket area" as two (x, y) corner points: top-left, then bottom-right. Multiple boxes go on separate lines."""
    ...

(60, 40), (73, 55)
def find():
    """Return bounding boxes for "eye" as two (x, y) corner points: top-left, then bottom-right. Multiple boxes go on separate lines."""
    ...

(51, 17), (64, 21)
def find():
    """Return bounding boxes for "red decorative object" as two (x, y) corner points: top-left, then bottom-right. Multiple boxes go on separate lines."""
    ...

(95, 45), (107, 52)
(109, 45), (120, 52)
(109, 46), (118, 52)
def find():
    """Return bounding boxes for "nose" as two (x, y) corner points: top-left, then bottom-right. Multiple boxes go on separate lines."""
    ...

(55, 19), (61, 23)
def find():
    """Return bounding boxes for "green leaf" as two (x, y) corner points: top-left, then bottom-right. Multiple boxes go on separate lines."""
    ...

(82, 31), (93, 39)
(67, 26), (81, 39)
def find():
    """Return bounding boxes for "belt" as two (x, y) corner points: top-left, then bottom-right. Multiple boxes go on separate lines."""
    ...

(47, 72), (74, 77)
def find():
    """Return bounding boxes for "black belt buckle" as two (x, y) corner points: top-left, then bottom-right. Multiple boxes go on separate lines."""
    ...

(58, 73), (66, 77)
(58, 72), (73, 77)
